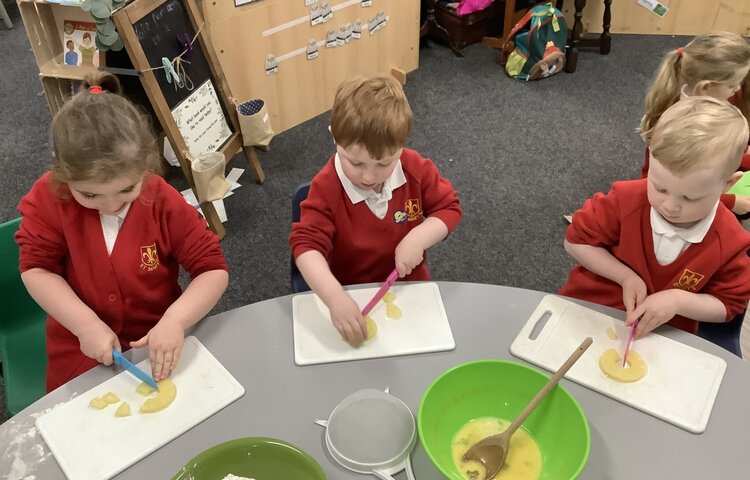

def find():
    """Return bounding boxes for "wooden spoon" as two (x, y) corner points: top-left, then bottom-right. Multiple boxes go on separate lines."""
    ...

(462, 337), (593, 479)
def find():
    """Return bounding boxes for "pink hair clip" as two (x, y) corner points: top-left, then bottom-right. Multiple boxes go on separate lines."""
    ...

(88, 85), (103, 94)
(676, 47), (683, 57)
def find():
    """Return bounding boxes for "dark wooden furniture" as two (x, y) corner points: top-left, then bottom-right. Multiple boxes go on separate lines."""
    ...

(565, 0), (612, 72)
(420, 0), (503, 57)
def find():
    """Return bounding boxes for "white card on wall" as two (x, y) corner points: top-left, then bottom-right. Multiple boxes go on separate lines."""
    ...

(368, 16), (377, 34)
(336, 26), (346, 46)
(326, 29), (337, 48)
(344, 23), (353, 42)
(305, 0), (316, 5)
(321, 2), (333, 22)
(636, 0), (669, 17)
(352, 20), (362, 39)
(377, 11), (386, 29)
(361, 0), (372, 6)
(265, 54), (278, 75)
(306, 39), (319, 59)
(310, 5), (322, 25)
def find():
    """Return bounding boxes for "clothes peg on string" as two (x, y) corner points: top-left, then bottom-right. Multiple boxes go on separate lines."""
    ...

(177, 32), (193, 59)
(161, 57), (181, 86)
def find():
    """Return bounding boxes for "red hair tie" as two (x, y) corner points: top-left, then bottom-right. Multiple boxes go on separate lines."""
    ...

(676, 47), (683, 57)
(88, 85), (103, 94)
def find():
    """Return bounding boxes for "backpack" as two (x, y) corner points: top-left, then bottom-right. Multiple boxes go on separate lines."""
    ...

(502, 3), (568, 81)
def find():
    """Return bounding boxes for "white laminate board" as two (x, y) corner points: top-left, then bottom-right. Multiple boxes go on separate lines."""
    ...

(293, 282), (455, 365)
(36, 336), (245, 480)
(511, 295), (726, 433)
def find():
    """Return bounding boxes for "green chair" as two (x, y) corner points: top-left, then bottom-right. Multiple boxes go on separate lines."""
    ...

(0, 218), (47, 415)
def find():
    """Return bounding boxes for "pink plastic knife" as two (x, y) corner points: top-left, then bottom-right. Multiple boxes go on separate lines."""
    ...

(361, 268), (399, 316)
(622, 320), (639, 367)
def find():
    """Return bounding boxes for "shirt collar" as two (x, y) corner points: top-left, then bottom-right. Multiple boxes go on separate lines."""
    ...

(334, 153), (406, 204)
(650, 201), (719, 243)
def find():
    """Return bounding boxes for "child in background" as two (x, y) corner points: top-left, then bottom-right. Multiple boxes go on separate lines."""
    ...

(16, 72), (229, 391)
(560, 97), (750, 340)
(289, 75), (462, 347)
(639, 31), (750, 213)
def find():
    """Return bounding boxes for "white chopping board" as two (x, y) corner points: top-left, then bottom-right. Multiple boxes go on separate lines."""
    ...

(292, 282), (455, 365)
(510, 295), (726, 433)
(36, 336), (245, 480)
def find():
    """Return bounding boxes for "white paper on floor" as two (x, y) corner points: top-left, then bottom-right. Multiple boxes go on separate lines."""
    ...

(181, 168), (245, 223)
(163, 138), (180, 167)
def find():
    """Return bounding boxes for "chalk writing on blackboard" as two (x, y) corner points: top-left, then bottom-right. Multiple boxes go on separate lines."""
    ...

(133, 0), (220, 113)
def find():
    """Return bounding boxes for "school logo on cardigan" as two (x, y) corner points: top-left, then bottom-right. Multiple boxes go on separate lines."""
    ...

(673, 269), (705, 291)
(140, 243), (160, 272)
(404, 199), (422, 222)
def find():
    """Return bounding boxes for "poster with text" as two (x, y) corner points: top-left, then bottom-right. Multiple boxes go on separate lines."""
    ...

(171, 80), (232, 156)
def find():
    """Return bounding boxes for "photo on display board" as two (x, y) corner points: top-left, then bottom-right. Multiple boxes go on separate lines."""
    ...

(62, 20), (100, 67)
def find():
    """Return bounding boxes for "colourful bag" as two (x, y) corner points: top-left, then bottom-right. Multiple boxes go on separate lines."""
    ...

(503, 3), (568, 81)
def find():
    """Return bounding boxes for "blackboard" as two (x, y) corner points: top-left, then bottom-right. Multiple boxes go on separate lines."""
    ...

(112, 0), (266, 238)
(133, 0), (223, 114)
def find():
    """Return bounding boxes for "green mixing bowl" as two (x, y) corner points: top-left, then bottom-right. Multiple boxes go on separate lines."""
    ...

(171, 437), (328, 480)
(418, 360), (590, 480)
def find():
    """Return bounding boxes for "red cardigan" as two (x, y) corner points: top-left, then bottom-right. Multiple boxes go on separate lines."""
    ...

(16, 172), (228, 391)
(290, 148), (462, 286)
(559, 179), (750, 334)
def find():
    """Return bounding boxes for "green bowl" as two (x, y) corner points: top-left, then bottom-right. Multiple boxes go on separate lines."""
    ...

(418, 360), (590, 480)
(171, 437), (328, 480)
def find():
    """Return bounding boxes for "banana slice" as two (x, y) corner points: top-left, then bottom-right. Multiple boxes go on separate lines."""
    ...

(599, 348), (647, 383)
(138, 379), (177, 413)
(115, 402), (131, 417)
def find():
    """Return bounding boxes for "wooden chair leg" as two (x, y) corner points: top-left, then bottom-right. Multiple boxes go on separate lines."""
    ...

(242, 146), (265, 185)
(1, 1), (12, 29)
(600, 0), (612, 55)
(565, 0), (586, 73)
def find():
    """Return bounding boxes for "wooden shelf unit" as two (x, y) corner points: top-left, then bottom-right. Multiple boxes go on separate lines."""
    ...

(17, 0), (104, 114)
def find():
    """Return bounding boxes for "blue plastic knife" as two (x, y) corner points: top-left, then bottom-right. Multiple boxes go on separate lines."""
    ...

(112, 350), (159, 390)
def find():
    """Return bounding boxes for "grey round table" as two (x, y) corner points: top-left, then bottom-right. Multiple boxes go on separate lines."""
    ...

(2, 282), (748, 479)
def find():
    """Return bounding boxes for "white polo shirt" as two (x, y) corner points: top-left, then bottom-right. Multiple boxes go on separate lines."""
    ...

(334, 153), (407, 219)
(100, 204), (131, 255)
(650, 202), (718, 265)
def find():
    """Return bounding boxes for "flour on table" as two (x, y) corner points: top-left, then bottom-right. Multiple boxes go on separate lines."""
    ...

(1, 402), (66, 480)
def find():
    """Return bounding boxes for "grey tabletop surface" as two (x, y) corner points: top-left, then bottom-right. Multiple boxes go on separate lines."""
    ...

(2, 282), (748, 480)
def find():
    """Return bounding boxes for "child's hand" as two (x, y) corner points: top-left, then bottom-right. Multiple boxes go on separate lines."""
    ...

(328, 292), (368, 347)
(627, 290), (681, 338)
(77, 321), (121, 365)
(130, 319), (185, 382)
(732, 195), (750, 215)
(621, 275), (647, 323)
(395, 236), (425, 278)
